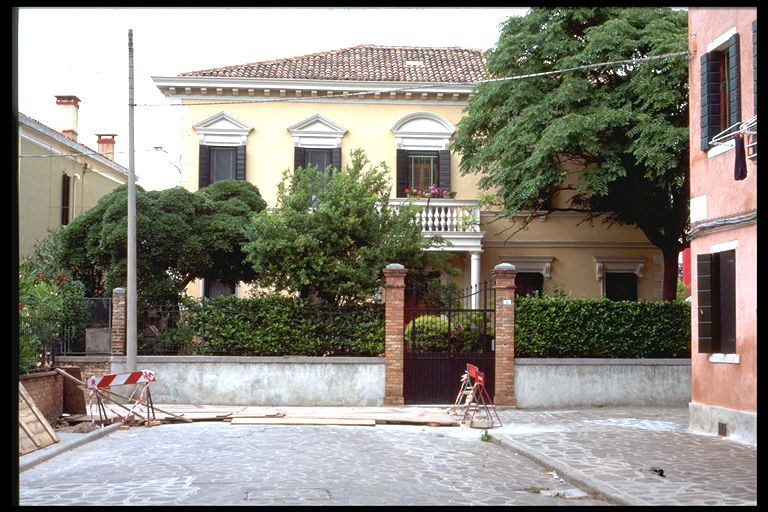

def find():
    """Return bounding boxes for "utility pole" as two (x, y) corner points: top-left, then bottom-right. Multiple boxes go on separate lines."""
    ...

(126, 29), (137, 371)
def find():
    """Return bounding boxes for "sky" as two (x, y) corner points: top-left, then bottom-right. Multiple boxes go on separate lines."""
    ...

(16, 7), (529, 191)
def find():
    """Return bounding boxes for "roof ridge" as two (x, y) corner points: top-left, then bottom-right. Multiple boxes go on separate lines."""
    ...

(18, 111), (128, 172)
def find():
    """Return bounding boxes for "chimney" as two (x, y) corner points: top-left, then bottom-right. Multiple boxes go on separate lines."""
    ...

(96, 134), (117, 160)
(55, 95), (81, 141)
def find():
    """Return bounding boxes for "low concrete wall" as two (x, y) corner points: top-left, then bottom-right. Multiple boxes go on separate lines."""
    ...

(110, 356), (386, 406)
(514, 359), (691, 408)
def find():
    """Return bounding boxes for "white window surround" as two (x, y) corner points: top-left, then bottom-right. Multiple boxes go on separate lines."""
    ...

(594, 256), (645, 281)
(391, 112), (455, 150)
(499, 256), (554, 278)
(709, 353), (740, 364)
(287, 114), (348, 148)
(710, 240), (738, 253)
(705, 27), (739, 158)
(193, 112), (252, 146)
(689, 195), (708, 224)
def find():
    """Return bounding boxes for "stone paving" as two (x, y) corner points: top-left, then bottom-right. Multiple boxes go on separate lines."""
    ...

(490, 406), (757, 506)
(19, 422), (610, 506)
(18, 405), (757, 507)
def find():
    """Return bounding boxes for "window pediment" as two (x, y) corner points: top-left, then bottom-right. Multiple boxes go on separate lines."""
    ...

(499, 256), (553, 278)
(392, 112), (455, 150)
(594, 256), (645, 280)
(193, 112), (252, 146)
(288, 114), (348, 148)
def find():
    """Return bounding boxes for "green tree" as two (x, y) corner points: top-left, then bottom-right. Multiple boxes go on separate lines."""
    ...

(452, 7), (689, 300)
(243, 149), (452, 305)
(57, 180), (266, 308)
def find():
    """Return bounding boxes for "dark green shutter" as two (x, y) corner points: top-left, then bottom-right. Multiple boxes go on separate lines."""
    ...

(727, 33), (741, 127)
(199, 145), (211, 189)
(700, 52), (721, 151)
(61, 174), (71, 226)
(438, 150), (451, 192)
(753, 20), (757, 114)
(236, 145), (246, 181)
(697, 254), (718, 353)
(331, 147), (342, 171)
(294, 146), (305, 170)
(396, 149), (408, 197)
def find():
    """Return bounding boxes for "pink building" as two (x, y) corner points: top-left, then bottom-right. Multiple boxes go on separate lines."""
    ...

(688, 8), (757, 445)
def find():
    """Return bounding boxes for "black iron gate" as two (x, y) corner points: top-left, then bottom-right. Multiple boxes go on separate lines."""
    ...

(403, 280), (495, 404)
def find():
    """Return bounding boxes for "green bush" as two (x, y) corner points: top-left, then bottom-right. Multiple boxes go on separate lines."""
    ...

(404, 313), (493, 353)
(405, 315), (449, 351)
(514, 296), (691, 358)
(146, 296), (384, 356)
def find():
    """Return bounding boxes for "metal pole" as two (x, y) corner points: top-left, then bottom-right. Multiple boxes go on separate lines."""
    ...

(126, 29), (137, 371)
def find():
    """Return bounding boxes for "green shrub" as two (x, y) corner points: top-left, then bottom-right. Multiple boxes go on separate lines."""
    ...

(405, 315), (449, 351)
(514, 296), (691, 358)
(145, 296), (384, 356)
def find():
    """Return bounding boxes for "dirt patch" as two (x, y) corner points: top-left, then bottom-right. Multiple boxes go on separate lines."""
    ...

(56, 422), (101, 434)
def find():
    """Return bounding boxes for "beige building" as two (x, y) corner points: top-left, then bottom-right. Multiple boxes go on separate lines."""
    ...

(153, 45), (663, 300)
(18, 96), (128, 258)
(687, 8), (757, 445)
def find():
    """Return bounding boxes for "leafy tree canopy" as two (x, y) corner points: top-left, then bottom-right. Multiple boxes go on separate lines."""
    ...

(452, 7), (689, 300)
(57, 180), (266, 308)
(243, 149), (453, 305)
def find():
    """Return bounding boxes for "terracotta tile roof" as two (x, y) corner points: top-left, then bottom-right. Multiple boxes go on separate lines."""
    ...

(180, 45), (487, 83)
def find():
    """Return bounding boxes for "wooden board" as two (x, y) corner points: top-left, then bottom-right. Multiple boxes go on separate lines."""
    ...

(230, 417), (376, 426)
(60, 367), (87, 415)
(19, 383), (59, 456)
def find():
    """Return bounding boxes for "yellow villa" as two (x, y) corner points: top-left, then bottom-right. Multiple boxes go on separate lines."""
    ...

(153, 45), (663, 300)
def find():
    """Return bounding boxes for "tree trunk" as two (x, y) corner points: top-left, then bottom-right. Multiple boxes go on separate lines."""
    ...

(661, 247), (680, 301)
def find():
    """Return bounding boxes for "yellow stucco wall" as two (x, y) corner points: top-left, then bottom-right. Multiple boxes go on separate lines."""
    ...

(18, 129), (126, 259)
(175, 96), (661, 300)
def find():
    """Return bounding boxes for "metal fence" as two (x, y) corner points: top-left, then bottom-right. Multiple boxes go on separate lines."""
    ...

(19, 297), (112, 369)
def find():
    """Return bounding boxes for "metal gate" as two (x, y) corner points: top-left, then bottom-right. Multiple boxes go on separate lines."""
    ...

(403, 280), (495, 404)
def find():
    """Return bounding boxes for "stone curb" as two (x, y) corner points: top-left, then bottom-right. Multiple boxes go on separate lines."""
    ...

(489, 435), (645, 507)
(19, 422), (123, 472)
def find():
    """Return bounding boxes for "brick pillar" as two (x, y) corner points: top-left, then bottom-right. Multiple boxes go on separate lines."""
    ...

(111, 287), (126, 355)
(383, 263), (407, 406)
(493, 263), (517, 406)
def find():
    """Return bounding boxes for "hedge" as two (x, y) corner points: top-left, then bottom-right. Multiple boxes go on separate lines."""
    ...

(142, 296), (384, 356)
(514, 296), (691, 358)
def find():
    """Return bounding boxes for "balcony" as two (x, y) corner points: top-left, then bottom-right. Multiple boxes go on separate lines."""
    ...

(388, 198), (484, 251)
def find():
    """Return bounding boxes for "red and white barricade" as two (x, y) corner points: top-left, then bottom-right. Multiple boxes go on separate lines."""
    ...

(87, 370), (157, 425)
(448, 363), (502, 428)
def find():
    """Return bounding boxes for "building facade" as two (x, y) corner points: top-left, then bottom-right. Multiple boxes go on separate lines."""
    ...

(18, 96), (128, 258)
(688, 8), (757, 444)
(153, 45), (664, 301)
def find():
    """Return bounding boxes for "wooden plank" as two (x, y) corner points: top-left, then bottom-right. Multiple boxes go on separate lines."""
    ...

(60, 367), (87, 415)
(18, 383), (59, 456)
(230, 417), (376, 426)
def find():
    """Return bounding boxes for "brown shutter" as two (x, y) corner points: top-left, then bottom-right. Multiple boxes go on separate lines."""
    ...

(700, 52), (721, 151)
(727, 33), (741, 127)
(294, 146), (305, 170)
(438, 149), (451, 192)
(696, 254), (717, 353)
(199, 145), (211, 189)
(396, 149), (408, 197)
(331, 147), (342, 171)
(236, 145), (246, 181)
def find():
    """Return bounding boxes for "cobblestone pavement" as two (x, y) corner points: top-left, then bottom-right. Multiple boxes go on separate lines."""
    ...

(19, 422), (610, 506)
(491, 406), (757, 506)
(18, 405), (757, 506)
